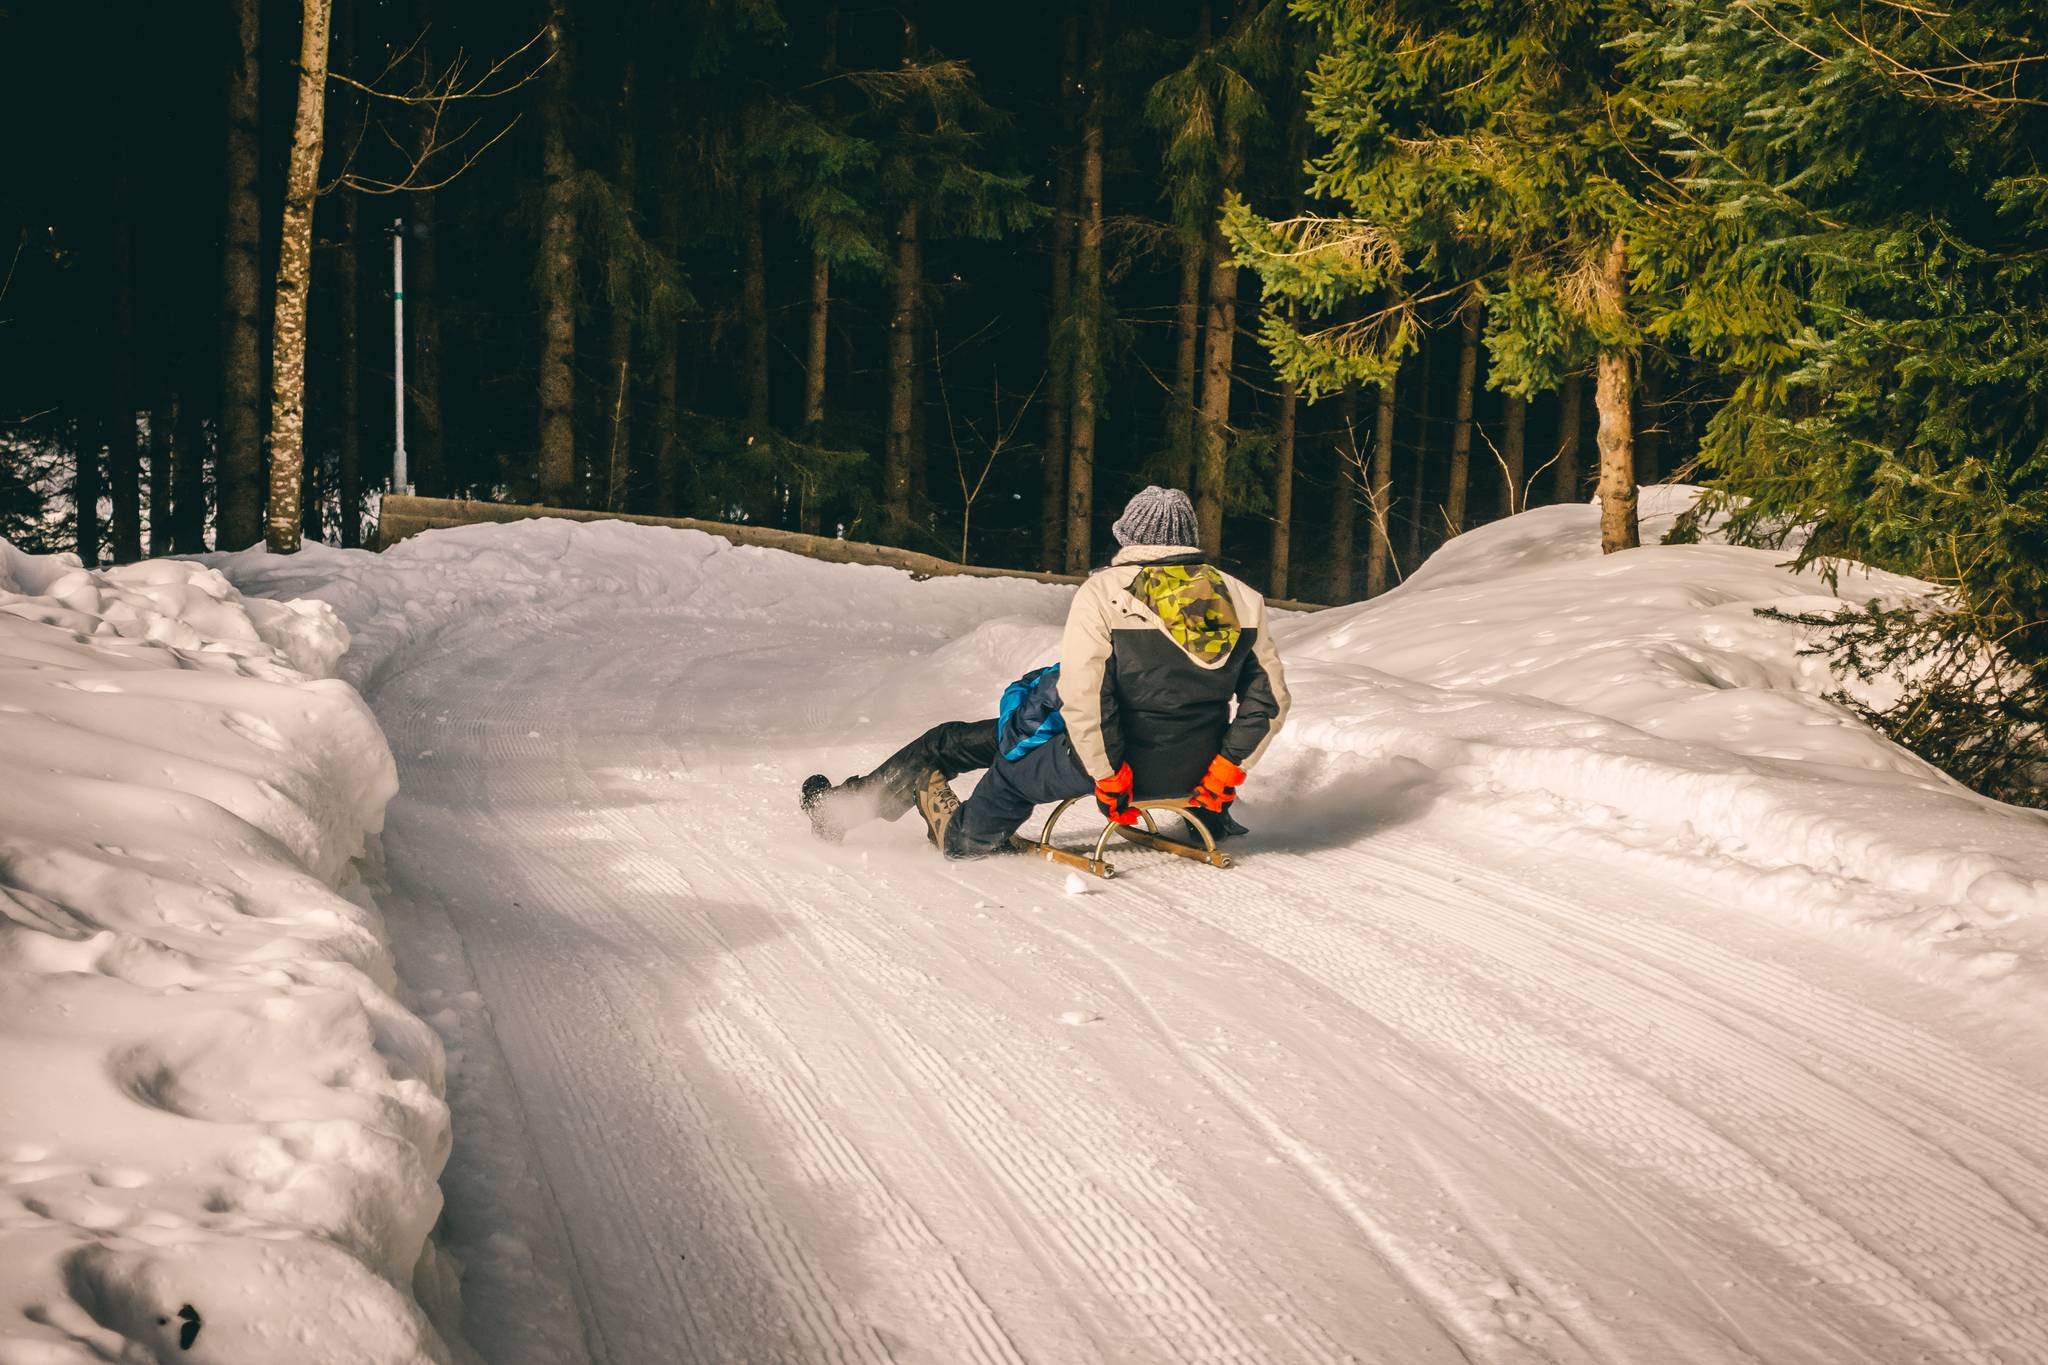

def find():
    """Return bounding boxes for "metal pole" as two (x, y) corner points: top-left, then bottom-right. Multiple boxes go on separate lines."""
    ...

(392, 218), (409, 493)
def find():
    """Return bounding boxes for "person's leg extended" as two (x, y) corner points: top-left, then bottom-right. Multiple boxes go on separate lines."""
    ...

(942, 733), (1093, 858)
(803, 718), (997, 839)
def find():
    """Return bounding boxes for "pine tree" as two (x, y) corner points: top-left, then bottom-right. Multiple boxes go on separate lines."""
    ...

(1225, 0), (1669, 555)
(1633, 0), (2048, 672)
(1145, 0), (1291, 555)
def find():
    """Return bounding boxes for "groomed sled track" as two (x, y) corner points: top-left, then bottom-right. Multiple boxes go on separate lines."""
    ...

(372, 606), (2048, 1365)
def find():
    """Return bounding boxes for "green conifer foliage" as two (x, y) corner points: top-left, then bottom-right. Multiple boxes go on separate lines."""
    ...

(1631, 0), (2048, 672)
(1226, 3), (1641, 388)
(1224, 0), (1667, 550)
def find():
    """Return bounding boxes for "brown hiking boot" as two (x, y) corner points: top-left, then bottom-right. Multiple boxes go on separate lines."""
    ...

(914, 769), (960, 849)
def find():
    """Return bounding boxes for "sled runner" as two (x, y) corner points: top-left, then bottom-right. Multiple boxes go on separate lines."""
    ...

(1008, 797), (1235, 879)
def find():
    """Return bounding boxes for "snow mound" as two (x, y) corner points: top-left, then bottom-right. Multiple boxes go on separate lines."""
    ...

(210, 518), (1067, 691)
(1263, 487), (2048, 991)
(0, 545), (457, 1362)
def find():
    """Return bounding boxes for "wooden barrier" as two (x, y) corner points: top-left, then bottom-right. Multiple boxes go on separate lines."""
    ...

(374, 495), (1328, 611)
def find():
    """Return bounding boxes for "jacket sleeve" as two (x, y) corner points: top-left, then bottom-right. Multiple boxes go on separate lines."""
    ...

(1220, 617), (1289, 770)
(1057, 576), (1120, 779)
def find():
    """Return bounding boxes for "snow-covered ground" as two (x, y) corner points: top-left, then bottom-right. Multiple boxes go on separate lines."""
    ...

(0, 543), (462, 1361)
(8, 489), (2048, 1362)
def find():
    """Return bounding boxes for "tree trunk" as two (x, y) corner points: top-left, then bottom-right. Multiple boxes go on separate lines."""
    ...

(1063, 0), (1105, 573)
(1554, 374), (1583, 505)
(1039, 8), (1078, 572)
(407, 196), (445, 497)
(1268, 372), (1296, 598)
(1594, 236), (1640, 553)
(910, 310), (928, 515)
(1166, 0), (1212, 494)
(604, 346), (632, 512)
(603, 60), (637, 512)
(1165, 233), (1203, 492)
(743, 180), (771, 434)
(1445, 297), (1479, 536)
(108, 173), (140, 563)
(171, 389), (206, 553)
(301, 403), (323, 543)
(804, 252), (829, 436)
(1327, 382), (1358, 602)
(408, 32), (444, 497)
(653, 151), (684, 518)
(1040, 169), (1073, 571)
(1595, 352), (1640, 552)
(536, 0), (577, 505)
(1635, 365), (1662, 485)
(1040, 14), (1077, 570)
(336, 192), (361, 546)
(1500, 393), (1527, 515)
(795, 0), (839, 534)
(1405, 336), (1432, 571)
(799, 245), (828, 532)
(148, 390), (171, 557)
(264, 0), (332, 554)
(219, 0), (264, 548)
(1366, 366), (1397, 596)
(73, 422), (100, 567)
(1193, 114), (1243, 556)
(883, 201), (920, 542)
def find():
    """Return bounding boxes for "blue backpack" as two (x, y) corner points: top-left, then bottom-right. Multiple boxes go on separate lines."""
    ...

(997, 663), (1066, 762)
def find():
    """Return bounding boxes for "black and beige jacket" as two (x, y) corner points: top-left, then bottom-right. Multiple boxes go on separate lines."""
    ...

(1057, 543), (1289, 799)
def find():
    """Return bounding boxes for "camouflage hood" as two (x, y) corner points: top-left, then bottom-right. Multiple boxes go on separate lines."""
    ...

(1126, 561), (1241, 665)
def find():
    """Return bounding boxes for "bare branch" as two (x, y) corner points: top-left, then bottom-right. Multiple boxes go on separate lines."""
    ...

(323, 28), (547, 198)
(328, 29), (549, 104)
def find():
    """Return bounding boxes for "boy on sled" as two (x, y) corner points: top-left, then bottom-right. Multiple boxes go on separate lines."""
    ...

(802, 486), (1289, 861)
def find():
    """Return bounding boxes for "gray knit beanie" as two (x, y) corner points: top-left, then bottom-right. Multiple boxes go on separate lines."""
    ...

(1111, 486), (1200, 548)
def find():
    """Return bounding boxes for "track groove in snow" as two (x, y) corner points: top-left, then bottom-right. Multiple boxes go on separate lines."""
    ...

(353, 592), (2048, 1365)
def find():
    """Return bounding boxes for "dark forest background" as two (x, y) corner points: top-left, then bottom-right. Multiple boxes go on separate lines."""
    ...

(0, 0), (1714, 605)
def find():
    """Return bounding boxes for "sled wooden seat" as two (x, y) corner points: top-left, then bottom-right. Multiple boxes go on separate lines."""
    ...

(1008, 797), (1235, 879)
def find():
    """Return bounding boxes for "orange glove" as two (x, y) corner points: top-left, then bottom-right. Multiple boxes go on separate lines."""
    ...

(1093, 763), (1139, 826)
(1190, 755), (1246, 812)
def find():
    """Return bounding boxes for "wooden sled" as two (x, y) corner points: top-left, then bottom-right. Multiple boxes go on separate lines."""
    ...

(1008, 797), (1236, 880)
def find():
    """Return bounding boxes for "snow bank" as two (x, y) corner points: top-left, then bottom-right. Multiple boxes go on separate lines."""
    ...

(1262, 487), (2048, 992)
(210, 518), (1067, 693)
(0, 545), (459, 1362)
